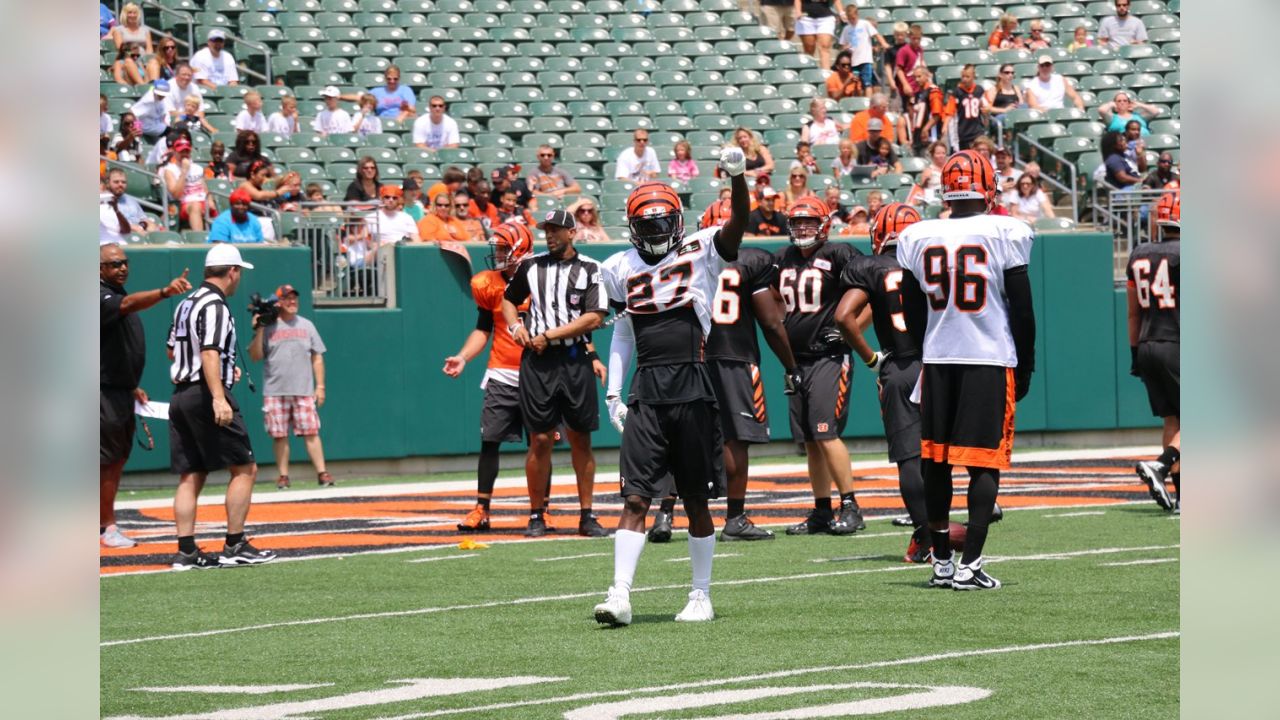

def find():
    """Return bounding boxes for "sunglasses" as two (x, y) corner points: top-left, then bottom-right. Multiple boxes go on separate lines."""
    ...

(453, 202), (469, 208)
(430, 103), (445, 108)
(635, 137), (649, 142)
(435, 203), (450, 208)
(100, 259), (129, 268)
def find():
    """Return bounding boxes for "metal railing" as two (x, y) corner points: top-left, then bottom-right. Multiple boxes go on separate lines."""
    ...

(1011, 133), (1080, 223)
(138, 1), (274, 84)
(291, 202), (393, 306)
(1091, 184), (1169, 282)
(101, 156), (281, 235)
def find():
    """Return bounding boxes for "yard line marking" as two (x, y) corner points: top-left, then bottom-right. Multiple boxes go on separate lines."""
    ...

(809, 555), (883, 564)
(534, 552), (611, 563)
(1044, 511), (1107, 518)
(664, 553), (742, 563)
(405, 553), (479, 564)
(1100, 558), (1179, 567)
(130, 684), (333, 695)
(373, 632), (1180, 720)
(101, 544), (1174, 648)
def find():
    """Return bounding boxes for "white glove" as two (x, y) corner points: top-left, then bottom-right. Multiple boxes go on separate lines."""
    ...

(866, 351), (890, 374)
(719, 146), (746, 177)
(607, 395), (628, 433)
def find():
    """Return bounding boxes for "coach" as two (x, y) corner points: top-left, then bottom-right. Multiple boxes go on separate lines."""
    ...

(100, 244), (191, 549)
(166, 243), (275, 570)
(500, 210), (609, 538)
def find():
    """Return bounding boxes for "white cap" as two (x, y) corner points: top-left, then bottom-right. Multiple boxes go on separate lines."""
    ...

(320, 85), (341, 98)
(760, 186), (778, 198)
(208, 28), (227, 41)
(1037, 54), (1054, 65)
(205, 242), (255, 269)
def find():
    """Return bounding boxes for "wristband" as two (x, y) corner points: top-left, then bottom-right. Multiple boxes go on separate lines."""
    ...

(160, 286), (170, 299)
(586, 350), (599, 362)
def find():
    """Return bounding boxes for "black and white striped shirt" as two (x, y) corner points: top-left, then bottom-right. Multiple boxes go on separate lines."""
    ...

(503, 251), (608, 346)
(167, 282), (238, 389)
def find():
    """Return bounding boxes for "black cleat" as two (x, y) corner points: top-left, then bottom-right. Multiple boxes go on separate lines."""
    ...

(525, 515), (548, 537)
(647, 511), (673, 543)
(578, 515), (612, 537)
(830, 503), (866, 535)
(785, 509), (834, 535)
(1135, 461), (1174, 511)
(218, 540), (277, 567)
(171, 549), (220, 571)
(904, 529), (931, 563)
(720, 514), (775, 541)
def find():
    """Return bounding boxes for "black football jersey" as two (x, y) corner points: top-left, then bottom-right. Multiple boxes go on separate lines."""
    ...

(1126, 239), (1180, 343)
(706, 247), (779, 363)
(950, 83), (986, 144)
(774, 241), (861, 358)
(838, 252), (926, 359)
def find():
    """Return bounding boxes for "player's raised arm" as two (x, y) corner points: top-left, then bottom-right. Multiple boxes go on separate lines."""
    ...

(714, 146), (750, 261)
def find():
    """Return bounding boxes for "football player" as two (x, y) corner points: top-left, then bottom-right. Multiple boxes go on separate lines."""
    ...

(1127, 191), (1180, 512)
(896, 150), (1036, 591)
(593, 147), (758, 625)
(774, 196), (868, 536)
(834, 203), (932, 562)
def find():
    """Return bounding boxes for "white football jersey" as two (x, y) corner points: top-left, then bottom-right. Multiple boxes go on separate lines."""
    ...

(896, 214), (1033, 367)
(602, 227), (727, 336)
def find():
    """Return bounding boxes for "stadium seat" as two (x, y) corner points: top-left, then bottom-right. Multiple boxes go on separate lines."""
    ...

(1034, 217), (1076, 231)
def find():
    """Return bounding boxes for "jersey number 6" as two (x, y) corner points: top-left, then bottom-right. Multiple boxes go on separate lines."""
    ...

(921, 245), (987, 313)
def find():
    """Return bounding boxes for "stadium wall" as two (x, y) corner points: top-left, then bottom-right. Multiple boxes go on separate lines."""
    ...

(120, 234), (1156, 474)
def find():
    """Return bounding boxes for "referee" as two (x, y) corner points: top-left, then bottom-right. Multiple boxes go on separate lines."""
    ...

(166, 243), (275, 570)
(500, 210), (609, 538)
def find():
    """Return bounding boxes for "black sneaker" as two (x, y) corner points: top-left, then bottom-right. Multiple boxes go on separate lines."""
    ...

(525, 515), (548, 537)
(720, 513), (775, 541)
(171, 549), (220, 571)
(647, 510), (673, 543)
(218, 539), (277, 567)
(953, 559), (1001, 591)
(785, 509), (834, 535)
(831, 503), (866, 535)
(578, 515), (612, 537)
(1135, 461), (1174, 511)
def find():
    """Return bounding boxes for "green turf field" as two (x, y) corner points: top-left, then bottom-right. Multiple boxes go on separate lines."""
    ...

(100, 502), (1178, 719)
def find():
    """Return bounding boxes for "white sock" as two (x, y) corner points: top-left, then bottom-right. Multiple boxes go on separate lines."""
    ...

(612, 529), (646, 594)
(688, 533), (716, 594)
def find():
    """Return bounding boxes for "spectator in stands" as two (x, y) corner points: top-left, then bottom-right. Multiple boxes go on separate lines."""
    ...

(987, 15), (1024, 52)
(175, 94), (217, 137)
(970, 135), (996, 165)
(365, 65), (416, 121)
(872, 137), (902, 176)
(1022, 161), (1045, 191)
(227, 130), (265, 179)
(206, 141), (231, 181)
(104, 168), (159, 235)
(840, 204), (870, 234)
(370, 185), (421, 245)
(161, 137), (209, 231)
(131, 80), (170, 142)
(781, 166), (817, 210)
(491, 164), (533, 210)
(894, 25), (926, 102)
(100, 3), (116, 39)
(667, 140), (699, 183)
(1003, 174), (1055, 222)
(146, 37), (179, 82)
(825, 49), (863, 101)
(792, 141), (820, 174)
(412, 95), (460, 151)
(726, 127), (775, 182)
(232, 91), (268, 134)
(802, 98), (843, 146)
(1098, 0), (1147, 49)
(314, 86), (353, 137)
(267, 96), (300, 140)
(452, 192), (486, 242)
(837, 6), (887, 96)
(345, 156), (383, 204)
(823, 186), (851, 224)
(865, 188), (886, 218)
(568, 197), (609, 242)
(747, 187), (788, 236)
(100, 94), (113, 138)
(759, 0), (796, 42)
(402, 177), (425, 221)
(1123, 120), (1149, 174)
(1068, 26), (1094, 53)
(794, 0), (841, 70)
(908, 65), (944, 154)
(944, 64), (990, 152)
(352, 94), (383, 137)
(99, 192), (129, 246)
(1026, 20), (1051, 50)
(190, 29), (239, 89)
(1143, 151), (1179, 189)
(883, 22), (909, 101)
(464, 167), (488, 209)
(615, 129), (660, 182)
(111, 43), (146, 87)
(426, 166), (465, 205)
(237, 159), (300, 209)
(208, 188), (266, 244)
(1024, 56), (1085, 112)
(917, 140), (949, 205)
(1098, 91), (1161, 135)
(1101, 130), (1144, 189)
(848, 92), (906, 145)
(993, 146), (1022, 195)
(527, 146), (581, 198)
(467, 179), (499, 228)
(831, 138), (856, 180)
(162, 64), (201, 123)
(111, 112), (144, 164)
(986, 64), (1025, 136)
(497, 188), (535, 226)
(110, 4), (152, 53)
(417, 191), (466, 242)
(304, 183), (343, 214)
(855, 118), (892, 164)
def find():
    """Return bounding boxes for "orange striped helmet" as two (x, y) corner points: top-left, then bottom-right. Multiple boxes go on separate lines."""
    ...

(626, 181), (684, 256)
(700, 198), (732, 229)
(1154, 190), (1180, 230)
(787, 195), (831, 248)
(870, 202), (921, 255)
(941, 149), (997, 205)
(487, 221), (534, 272)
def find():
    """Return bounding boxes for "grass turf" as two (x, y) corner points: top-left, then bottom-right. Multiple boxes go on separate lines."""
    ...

(100, 503), (1178, 719)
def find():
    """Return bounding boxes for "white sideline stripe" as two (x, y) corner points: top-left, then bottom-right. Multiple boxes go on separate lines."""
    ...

(406, 553), (479, 564)
(534, 553), (611, 563)
(1044, 511), (1108, 518)
(809, 555), (883, 564)
(101, 543), (1174, 648)
(1100, 558), (1179, 567)
(115, 446), (1162, 511)
(130, 684), (333, 695)
(373, 632), (1180, 720)
(664, 553), (742, 563)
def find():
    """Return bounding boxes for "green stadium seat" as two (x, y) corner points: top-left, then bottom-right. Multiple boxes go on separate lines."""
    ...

(1120, 73), (1163, 89)
(1078, 75), (1120, 92)
(1138, 87), (1178, 103)
(1143, 133), (1179, 150)
(182, 231), (210, 244)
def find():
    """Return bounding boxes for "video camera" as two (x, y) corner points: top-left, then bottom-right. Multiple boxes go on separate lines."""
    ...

(248, 292), (280, 328)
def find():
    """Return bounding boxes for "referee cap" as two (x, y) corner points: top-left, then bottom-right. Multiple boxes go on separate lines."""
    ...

(537, 209), (576, 230)
(205, 242), (255, 269)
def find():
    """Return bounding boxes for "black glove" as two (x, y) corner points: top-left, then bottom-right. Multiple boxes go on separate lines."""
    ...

(1014, 368), (1032, 402)
(816, 326), (847, 354)
(1129, 346), (1140, 377)
(783, 368), (804, 396)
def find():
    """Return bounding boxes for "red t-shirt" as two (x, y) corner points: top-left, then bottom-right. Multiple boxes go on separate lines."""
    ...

(895, 44), (925, 96)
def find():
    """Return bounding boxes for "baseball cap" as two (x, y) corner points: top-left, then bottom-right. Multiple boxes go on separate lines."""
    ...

(537, 209), (576, 230)
(867, 118), (884, 131)
(320, 85), (341, 98)
(205, 242), (255, 269)
(152, 79), (170, 96)
(172, 137), (192, 152)
(275, 284), (299, 299)
(379, 185), (403, 198)
(207, 28), (226, 41)
(229, 188), (253, 204)
(850, 205), (868, 216)
(995, 146), (1011, 156)
(760, 186), (779, 198)
(1037, 55), (1054, 65)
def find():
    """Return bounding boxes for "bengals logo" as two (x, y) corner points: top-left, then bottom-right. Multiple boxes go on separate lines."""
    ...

(817, 422), (829, 433)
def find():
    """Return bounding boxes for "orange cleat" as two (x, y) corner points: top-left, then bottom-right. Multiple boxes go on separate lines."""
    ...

(457, 505), (491, 533)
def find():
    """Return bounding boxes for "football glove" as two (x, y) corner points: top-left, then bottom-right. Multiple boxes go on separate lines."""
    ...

(865, 351), (890, 373)
(1014, 368), (1033, 401)
(718, 146), (746, 177)
(1129, 346), (1140, 377)
(607, 395), (628, 433)
(783, 368), (803, 395)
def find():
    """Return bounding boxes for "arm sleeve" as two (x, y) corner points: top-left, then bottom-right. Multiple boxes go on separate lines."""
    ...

(606, 314), (634, 399)
(838, 255), (870, 293)
(583, 265), (608, 313)
(309, 321), (327, 354)
(601, 259), (626, 304)
(196, 302), (227, 351)
(475, 306), (494, 332)
(1004, 265), (1036, 372)
(101, 288), (123, 326)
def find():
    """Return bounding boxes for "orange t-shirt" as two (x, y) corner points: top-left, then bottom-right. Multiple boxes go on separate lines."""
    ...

(471, 270), (525, 371)
(848, 110), (901, 144)
(417, 213), (466, 242)
(826, 72), (863, 100)
(468, 199), (500, 226)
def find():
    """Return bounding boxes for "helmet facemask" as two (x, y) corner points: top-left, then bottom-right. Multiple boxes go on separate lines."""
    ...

(629, 211), (684, 257)
(789, 215), (827, 249)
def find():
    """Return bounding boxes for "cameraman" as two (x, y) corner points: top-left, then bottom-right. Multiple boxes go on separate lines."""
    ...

(247, 284), (331, 489)
(166, 243), (275, 569)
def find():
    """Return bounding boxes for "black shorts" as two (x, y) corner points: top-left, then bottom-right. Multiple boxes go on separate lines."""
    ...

(877, 356), (922, 463)
(100, 387), (136, 465)
(919, 363), (1016, 470)
(619, 398), (726, 500)
(518, 346), (599, 434)
(168, 383), (256, 475)
(480, 380), (524, 444)
(1136, 341), (1179, 418)
(788, 354), (852, 442)
(708, 359), (770, 444)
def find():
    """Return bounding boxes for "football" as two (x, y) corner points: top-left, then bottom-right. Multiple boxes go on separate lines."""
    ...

(948, 521), (968, 553)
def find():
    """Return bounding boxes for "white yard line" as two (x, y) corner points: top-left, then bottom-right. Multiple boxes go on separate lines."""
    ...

(1044, 511), (1108, 518)
(533, 552), (611, 563)
(405, 554), (479, 564)
(663, 553), (742, 563)
(1100, 558), (1179, 567)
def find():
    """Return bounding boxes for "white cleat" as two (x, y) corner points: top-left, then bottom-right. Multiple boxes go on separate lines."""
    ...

(674, 589), (715, 622)
(100, 526), (136, 549)
(929, 558), (955, 588)
(593, 586), (632, 627)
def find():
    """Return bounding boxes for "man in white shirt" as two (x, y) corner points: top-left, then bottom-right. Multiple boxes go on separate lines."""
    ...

(614, 130), (660, 182)
(312, 86), (353, 137)
(162, 63), (204, 122)
(190, 29), (239, 89)
(131, 81), (171, 142)
(1098, 0), (1148, 49)
(370, 185), (421, 245)
(232, 91), (268, 134)
(1022, 56), (1085, 112)
(412, 95), (460, 151)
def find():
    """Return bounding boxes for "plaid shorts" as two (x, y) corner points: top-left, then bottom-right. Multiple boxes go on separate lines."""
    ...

(263, 395), (320, 438)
